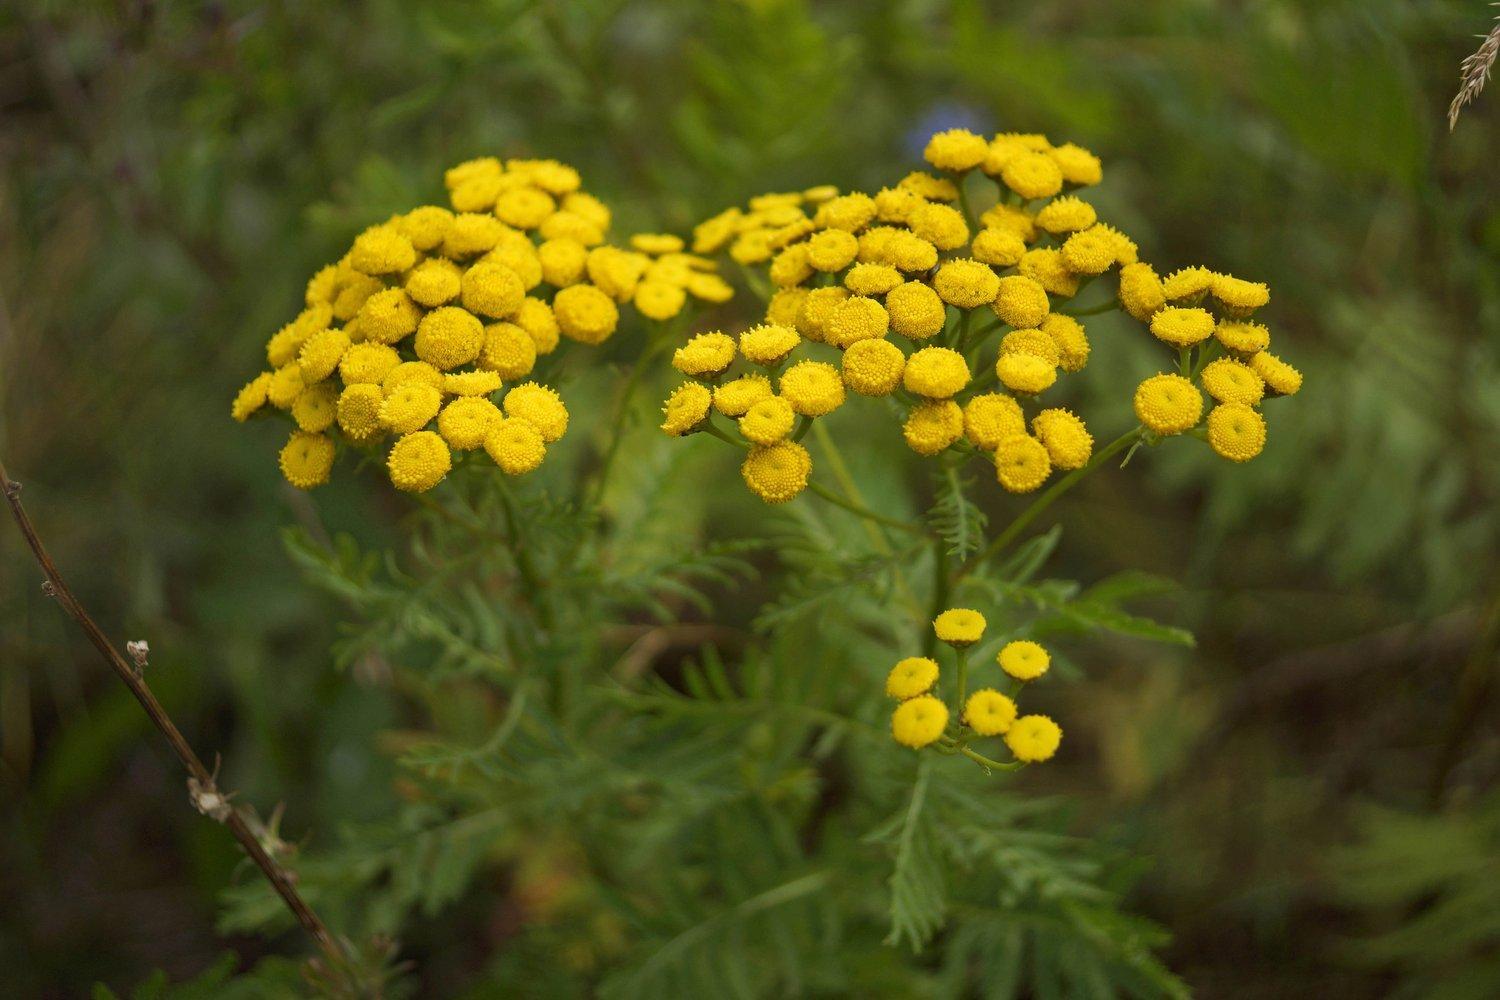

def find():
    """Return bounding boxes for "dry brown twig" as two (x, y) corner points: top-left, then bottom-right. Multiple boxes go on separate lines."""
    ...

(0, 455), (370, 993)
(1449, 7), (1500, 131)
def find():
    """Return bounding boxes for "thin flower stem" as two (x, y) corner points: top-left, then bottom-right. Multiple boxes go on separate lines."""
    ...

(957, 744), (1024, 773)
(921, 539), (950, 657)
(1059, 298), (1118, 317)
(587, 326), (669, 508)
(700, 420), (748, 449)
(955, 646), (969, 707)
(0, 456), (353, 978)
(957, 427), (1143, 582)
(804, 479), (925, 535)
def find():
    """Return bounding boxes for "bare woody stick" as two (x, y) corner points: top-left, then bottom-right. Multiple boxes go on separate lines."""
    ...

(0, 455), (351, 976)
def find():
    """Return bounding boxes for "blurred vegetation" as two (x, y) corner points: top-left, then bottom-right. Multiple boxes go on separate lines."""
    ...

(2, 0), (1498, 996)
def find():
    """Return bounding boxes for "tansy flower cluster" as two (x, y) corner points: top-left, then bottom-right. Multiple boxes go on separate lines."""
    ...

(674, 128), (1301, 503)
(886, 607), (1061, 768)
(232, 156), (731, 493)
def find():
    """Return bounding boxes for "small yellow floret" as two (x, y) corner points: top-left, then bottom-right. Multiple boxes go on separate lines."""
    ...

(380, 381), (443, 435)
(739, 324), (800, 366)
(902, 399), (964, 456)
(1034, 196), (1097, 235)
(1048, 143), (1103, 185)
(779, 360), (846, 417)
(713, 374), (775, 417)
(994, 434), (1052, 493)
(406, 259), (462, 308)
(1200, 358), (1265, 405)
(1005, 715), (1062, 762)
(484, 418), (547, 475)
(741, 440), (812, 503)
(964, 689), (1018, 736)
(553, 284), (620, 345)
(1250, 351), (1302, 396)
(232, 373), (273, 422)
(437, 397), (502, 451)
(813, 193), (878, 233)
(934, 608), (986, 646)
(992, 275), (1051, 329)
(1215, 321), (1271, 354)
(886, 281), (946, 340)
(891, 695), (949, 749)
(1162, 266), (1215, 301)
(292, 383), (338, 433)
(1000, 329), (1062, 367)
(279, 431), (335, 489)
(1212, 273), (1270, 314)
(806, 229), (860, 272)
(844, 263), (904, 296)
(907, 202), (970, 251)
(841, 339), (906, 397)
(996, 352), (1057, 395)
(634, 280), (688, 320)
(382, 361), (444, 394)
(738, 397), (796, 445)
(1001, 152), (1065, 200)
(493, 186), (557, 230)
(924, 128), (990, 172)
(1040, 314), (1090, 372)
(661, 382), (712, 436)
(673, 332), (737, 377)
(933, 258), (1000, 308)
(1060, 226), (1119, 276)
(826, 296), (889, 349)
(349, 225), (417, 275)
(998, 640), (1050, 681)
(903, 347), (970, 399)
(503, 382), (569, 442)
(415, 306), (485, 370)
(963, 393), (1026, 451)
(1150, 307), (1216, 348)
(970, 227), (1027, 267)
(887, 657), (940, 700)
(1031, 408), (1093, 470)
(336, 384), (384, 439)
(1207, 402), (1267, 462)
(1118, 262), (1166, 321)
(387, 430), (452, 493)
(1133, 374), (1203, 435)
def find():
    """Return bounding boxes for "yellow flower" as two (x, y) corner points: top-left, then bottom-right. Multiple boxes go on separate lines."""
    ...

(458, 262), (525, 320)
(448, 172), (501, 214)
(443, 156), (500, 191)
(292, 383), (339, 433)
(1133, 373), (1203, 434)
(692, 207), (743, 255)
(970, 227), (1027, 267)
(298, 327), (352, 383)
(1032, 408), (1092, 470)
(1117, 262), (1166, 321)
(885, 281), (947, 340)
(349, 224), (416, 275)
(267, 364), (306, 410)
(769, 244), (814, 288)
(934, 608), (986, 646)
(1200, 358), (1265, 405)
(992, 275), (1051, 329)
(405, 259), (462, 308)
(266, 313), (319, 368)
(886, 231), (940, 273)
(1034, 195), (1097, 235)
(1000, 328), (1062, 367)
(358, 288), (422, 344)
(1005, 715), (1062, 762)
(767, 219), (816, 253)
(279, 431), (336, 489)
(1216, 320), (1271, 354)
(382, 360), (444, 394)
(561, 192), (611, 233)
(887, 657), (940, 700)
(512, 297), (560, 355)
(841, 339), (906, 396)
(891, 695), (949, 749)
(907, 202), (970, 251)
(903, 399), (964, 456)
(1001, 151), (1065, 200)
(414, 306), (484, 370)
(924, 128), (990, 172)
(932, 258), (1000, 308)
(844, 262), (904, 297)
(802, 184), (839, 204)
(1162, 266), (1215, 301)
(994, 433), (1052, 493)
(981, 203), (1038, 242)
(1019, 248), (1081, 297)
(964, 689), (1018, 736)
(996, 352), (1057, 395)
(380, 381), (443, 435)
(739, 396), (796, 445)
(1040, 314), (1090, 372)
(903, 347), (970, 399)
(511, 158), (581, 196)
(442, 212), (506, 259)
(541, 210), (606, 247)
(713, 374), (775, 417)
(1099, 223), (1138, 266)
(779, 360), (845, 416)
(1059, 225), (1119, 276)
(336, 384), (384, 439)
(963, 393), (1026, 451)
(493, 186), (557, 230)
(671, 332), (736, 377)
(399, 206), (455, 252)
(739, 324), (800, 367)
(1048, 142), (1103, 185)
(1207, 402), (1267, 462)
(661, 382), (712, 436)
(730, 230), (775, 266)
(484, 417), (547, 475)
(502, 382), (569, 442)
(983, 132), (1052, 175)
(586, 246), (649, 301)
(998, 640), (1050, 681)
(437, 397), (503, 450)
(1150, 307), (1215, 348)
(826, 296), (891, 348)
(806, 229), (860, 272)
(538, 238), (588, 287)
(331, 273), (383, 322)
(795, 287), (850, 343)
(813, 192), (878, 232)
(553, 284), (620, 345)
(472, 322), (534, 381)
(897, 171), (959, 202)
(634, 280), (687, 321)
(630, 232), (685, 255)
(741, 440), (813, 503)
(443, 369), (504, 397)
(874, 186), (923, 224)
(766, 287), (810, 327)
(1251, 351), (1302, 396)
(387, 431), (452, 493)
(231, 373), (273, 422)
(1212, 273), (1270, 314)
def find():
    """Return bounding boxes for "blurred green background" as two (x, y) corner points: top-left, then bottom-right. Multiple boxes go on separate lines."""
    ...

(3, 0), (1498, 996)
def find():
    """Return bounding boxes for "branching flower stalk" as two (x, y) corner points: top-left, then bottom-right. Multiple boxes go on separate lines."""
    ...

(0, 456), (368, 992)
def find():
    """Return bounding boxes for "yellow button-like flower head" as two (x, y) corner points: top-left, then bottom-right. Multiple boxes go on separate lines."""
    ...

(1212, 273), (1270, 315)
(279, 431), (336, 489)
(841, 339), (906, 397)
(298, 327), (352, 383)
(844, 263), (903, 296)
(933, 258), (1000, 308)
(964, 689), (1018, 736)
(992, 275), (1050, 329)
(673, 332), (737, 377)
(1150, 307), (1216, 348)
(1034, 195), (1097, 235)
(998, 640), (1050, 681)
(1000, 328), (1062, 367)
(887, 657), (940, 700)
(741, 440), (812, 503)
(806, 229), (860, 272)
(779, 360), (846, 416)
(231, 372), (273, 422)
(924, 128), (990, 172)
(387, 430), (452, 493)
(739, 324), (800, 367)
(886, 281), (946, 340)
(963, 393), (1026, 451)
(406, 259), (462, 308)
(503, 382), (570, 442)
(1216, 321), (1271, 355)
(1207, 402), (1267, 462)
(634, 280), (688, 321)
(359, 289), (422, 344)
(414, 306), (485, 370)
(1005, 715), (1062, 762)
(902, 399), (964, 455)
(483, 417), (547, 475)
(903, 347), (970, 399)
(970, 227), (1027, 267)
(1040, 314), (1090, 372)
(891, 695), (949, 749)
(994, 433), (1052, 493)
(1117, 262), (1166, 321)
(661, 382), (712, 437)
(826, 296), (889, 349)
(292, 383), (339, 433)
(553, 284), (620, 345)
(738, 396), (796, 445)
(933, 608), (986, 647)
(1200, 358), (1265, 405)
(1251, 351), (1302, 396)
(713, 374), (775, 417)
(349, 224), (417, 275)
(379, 381), (443, 435)
(1001, 152), (1065, 200)
(1048, 142), (1103, 185)
(996, 352), (1057, 396)
(907, 202), (970, 251)
(1133, 373), (1203, 435)
(1031, 408), (1093, 470)
(436, 397), (502, 451)
(1060, 225), (1119, 276)
(443, 370), (504, 397)
(336, 384), (384, 439)
(460, 262), (525, 319)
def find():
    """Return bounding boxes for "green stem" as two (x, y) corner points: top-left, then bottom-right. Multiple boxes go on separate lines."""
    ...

(1059, 298), (1118, 317)
(804, 479), (925, 535)
(957, 744), (1023, 773)
(955, 173), (978, 232)
(957, 427), (1142, 582)
(921, 539), (950, 657)
(955, 646), (969, 708)
(587, 328), (667, 508)
(700, 419), (748, 449)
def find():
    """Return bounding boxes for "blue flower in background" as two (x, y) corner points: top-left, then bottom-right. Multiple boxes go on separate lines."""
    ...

(904, 102), (991, 159)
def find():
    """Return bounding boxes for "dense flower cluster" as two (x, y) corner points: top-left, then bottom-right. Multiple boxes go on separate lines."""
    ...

(673, 128), (1301, 503)
(886, 607), (1061, 766)
(232, 156), (730, 493)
